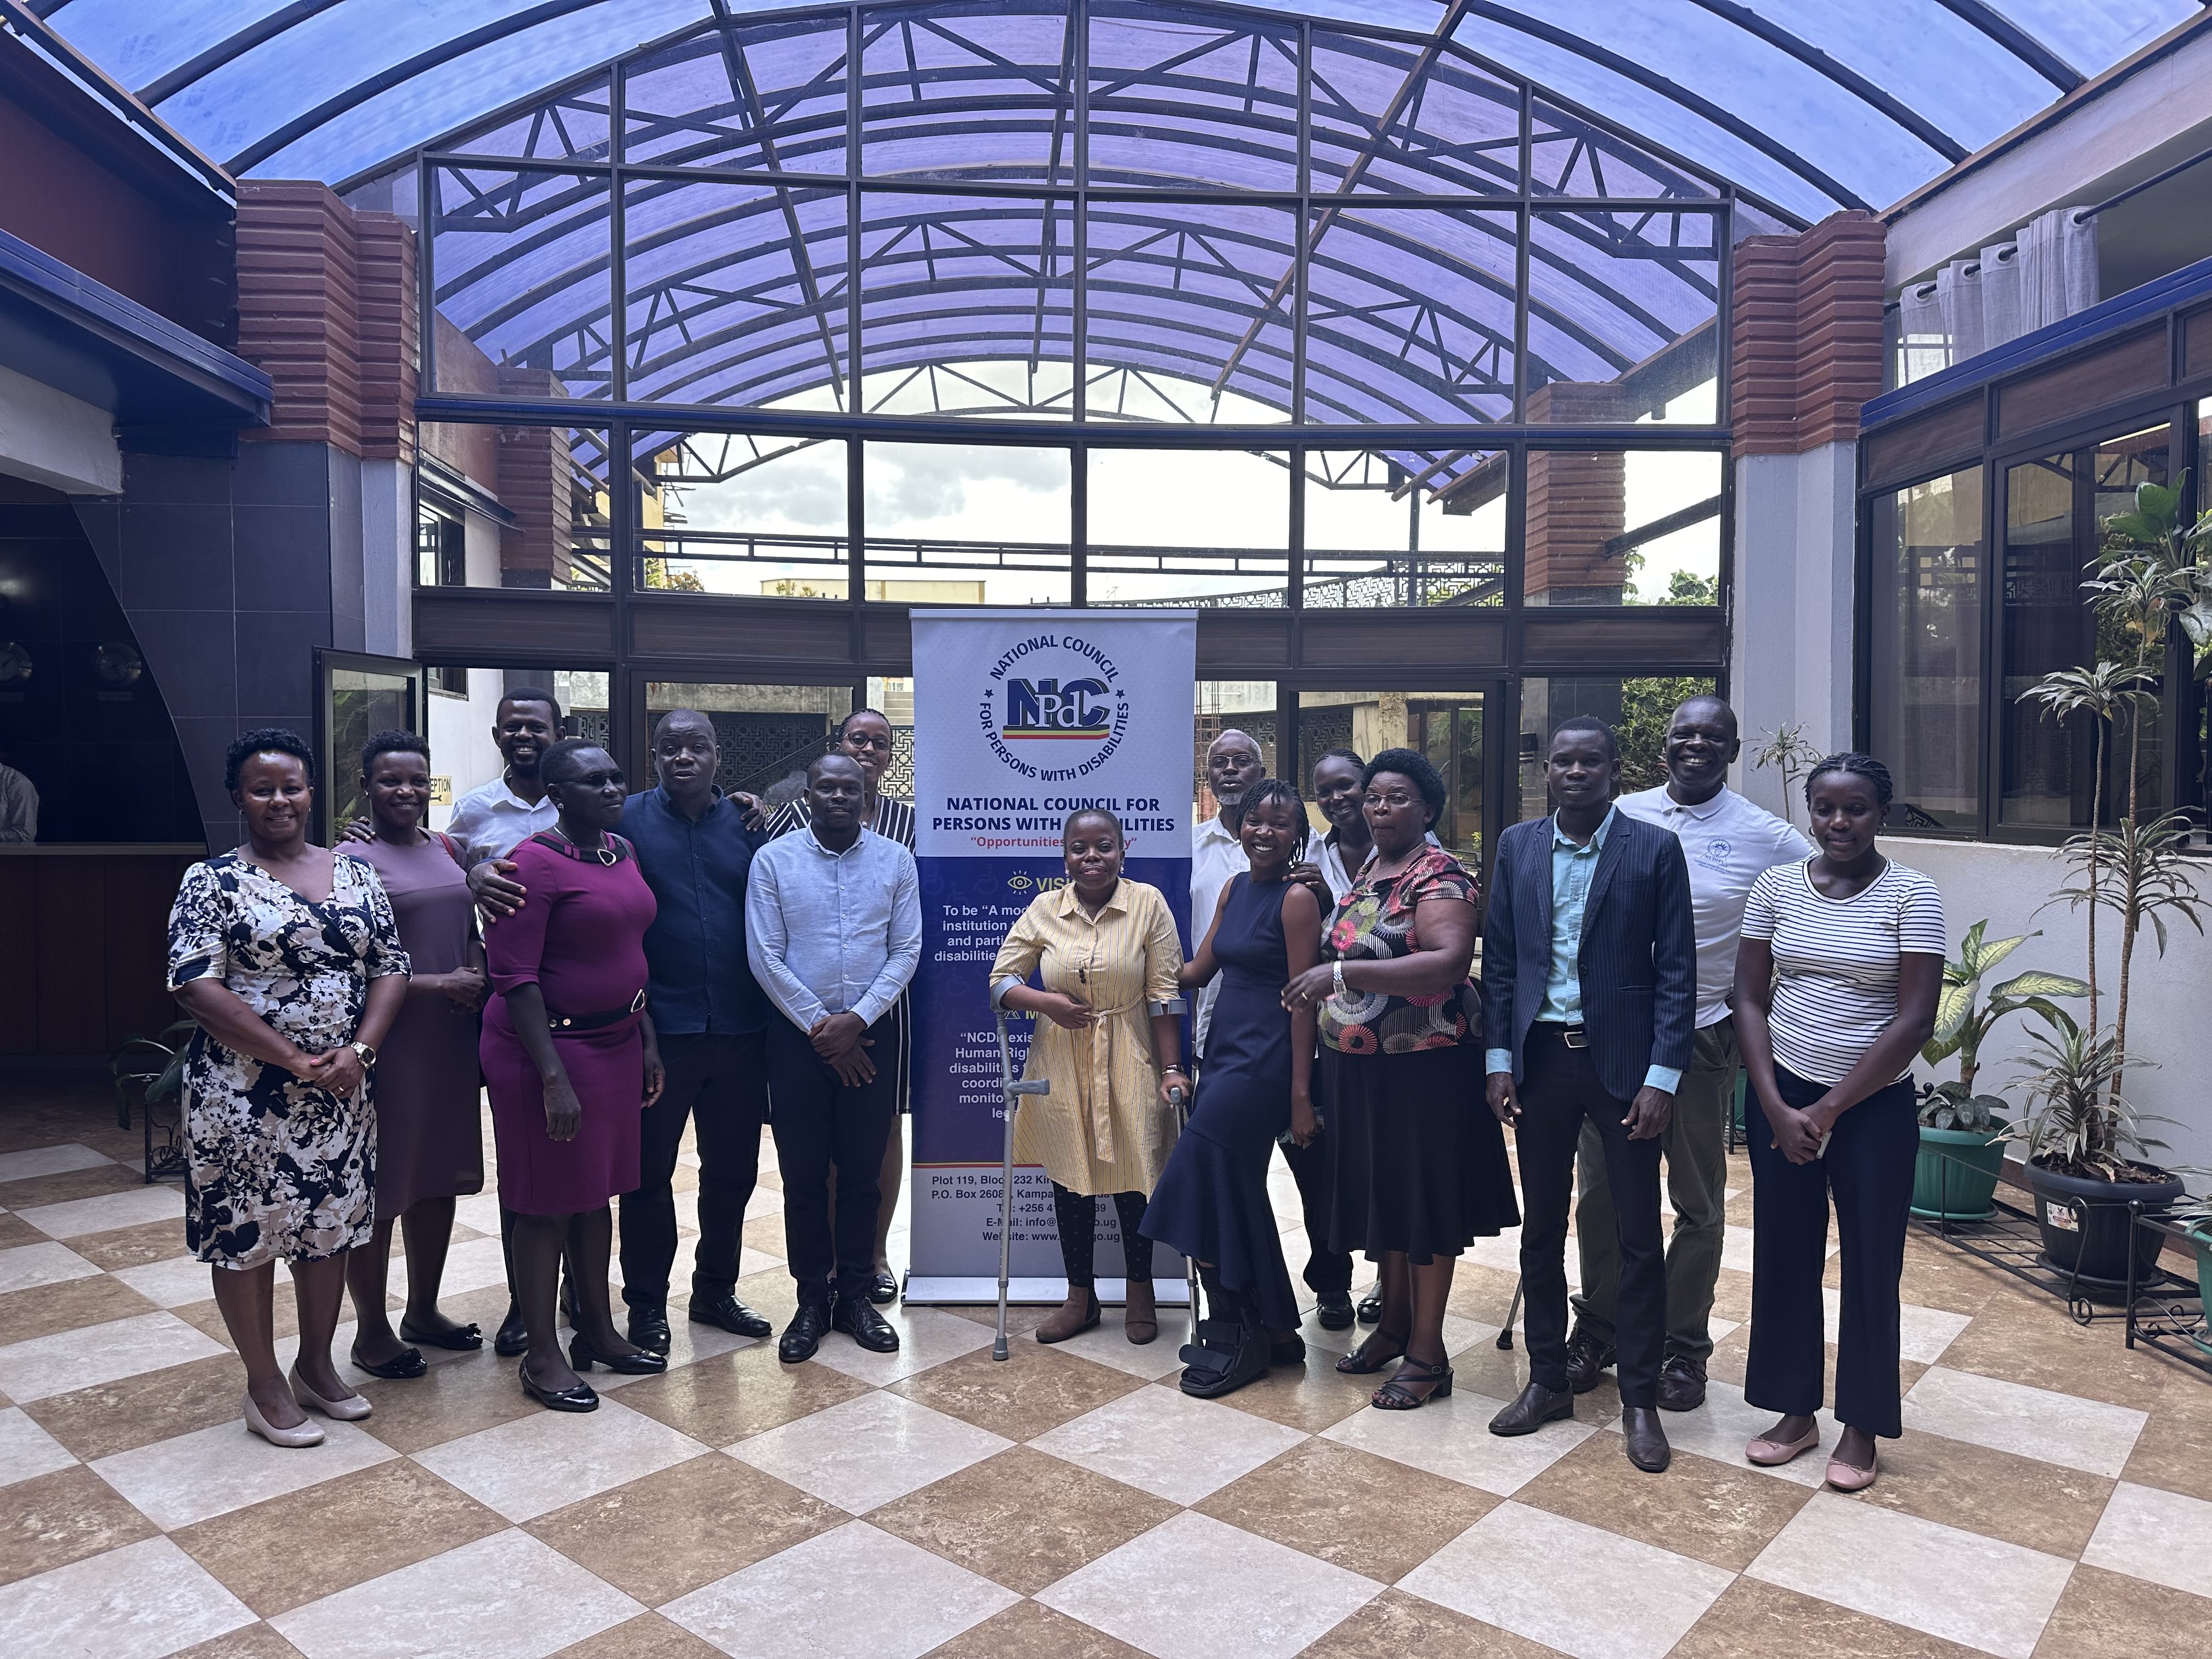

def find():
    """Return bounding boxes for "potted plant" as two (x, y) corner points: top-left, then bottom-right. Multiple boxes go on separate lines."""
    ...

(2010, 476), (2209, 1290)
(1912, 923), (2085, 1222)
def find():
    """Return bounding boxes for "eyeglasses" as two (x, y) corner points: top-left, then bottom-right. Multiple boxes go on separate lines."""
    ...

(1363, 791), (1417, 808)
(843, 733), (893, 753)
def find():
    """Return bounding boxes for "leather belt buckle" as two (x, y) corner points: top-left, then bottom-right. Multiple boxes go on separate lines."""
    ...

(629, 988), (647, 1014)
(1561, 1026), (1589, 1050)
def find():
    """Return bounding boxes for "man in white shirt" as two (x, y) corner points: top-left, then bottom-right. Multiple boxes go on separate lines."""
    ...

(1190, 727), (1267, 1051)
(448, 687), (564, 872)
(1568, 695), (1812, 1411)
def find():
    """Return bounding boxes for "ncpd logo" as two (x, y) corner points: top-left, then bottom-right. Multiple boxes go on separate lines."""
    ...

(981, 634), (1130, 781)
(1001, 677), (1110, 740)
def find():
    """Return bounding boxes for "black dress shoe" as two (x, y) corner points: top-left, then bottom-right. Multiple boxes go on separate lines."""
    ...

(832, 1295), (901, 1353)
(1488, 1381), (1576, 1437)
(1315, 1291), (1356, 1331)
(494, 1303), (529, 1358)
(519, 1362), (599, 1413)
(1622, 1405), (1672, 1472)
(866, 1269), (899, 1306)
(349, 1346), (427, 1380)
(628, 1304), (672, 1355)
(779, 1301), (832, 1363)
(1356, 1294), (1384, 1325)
(569, 1334), (667, 1375)
(399, 1317), (482, 1352)
(690, 1293), (772, 1340)
(1658, 1354), (1707, 1413)
(1565, 1328), (1616, 1394)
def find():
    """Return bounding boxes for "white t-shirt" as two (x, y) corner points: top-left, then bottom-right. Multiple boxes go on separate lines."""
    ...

(1617, 785), (1812, 1028)
(1741, 859), (1946, 1087)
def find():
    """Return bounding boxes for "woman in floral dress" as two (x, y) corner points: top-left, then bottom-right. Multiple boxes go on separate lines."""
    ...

(168, 729), (409, 1447)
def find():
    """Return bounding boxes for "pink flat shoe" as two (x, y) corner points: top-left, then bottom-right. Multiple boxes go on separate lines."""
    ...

(1826, 1450), (1878, 1491)
(1745, 1424), (1820, 1466)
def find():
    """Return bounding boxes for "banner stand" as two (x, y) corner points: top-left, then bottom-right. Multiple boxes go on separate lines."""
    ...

(901, 610), (1198, 1306)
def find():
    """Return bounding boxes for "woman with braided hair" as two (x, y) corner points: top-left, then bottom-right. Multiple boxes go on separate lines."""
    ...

(1734, 752), (1944, 1493)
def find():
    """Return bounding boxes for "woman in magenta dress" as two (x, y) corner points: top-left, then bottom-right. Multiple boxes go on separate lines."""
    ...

(483, 738), (667, 1412)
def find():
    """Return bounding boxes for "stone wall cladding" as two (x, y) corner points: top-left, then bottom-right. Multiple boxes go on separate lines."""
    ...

(1729, 210), (1886, 458)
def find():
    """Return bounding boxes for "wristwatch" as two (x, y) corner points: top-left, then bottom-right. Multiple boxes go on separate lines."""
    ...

(350, 1041), (377, 1067)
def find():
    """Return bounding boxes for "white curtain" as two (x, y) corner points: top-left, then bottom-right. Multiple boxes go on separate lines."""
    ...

(1895, 206), (2097, 385)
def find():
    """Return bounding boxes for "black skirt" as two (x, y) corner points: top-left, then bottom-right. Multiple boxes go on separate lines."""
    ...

(1318, 1043), (1520, 1265)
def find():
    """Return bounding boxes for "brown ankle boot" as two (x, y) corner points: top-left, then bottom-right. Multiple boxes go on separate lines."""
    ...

(1035, 1289), (1101, 1344)
(1124, 1282), (1158, 1345)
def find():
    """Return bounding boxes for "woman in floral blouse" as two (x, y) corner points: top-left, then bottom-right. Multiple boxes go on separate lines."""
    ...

(168, 729), (409, 1448)
(1282, 747), (1518, 1411)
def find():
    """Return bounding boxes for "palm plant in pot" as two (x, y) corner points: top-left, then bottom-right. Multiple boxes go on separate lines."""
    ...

(2012, 475), (2211, 1289)
(1913, 923), (2085, 1222)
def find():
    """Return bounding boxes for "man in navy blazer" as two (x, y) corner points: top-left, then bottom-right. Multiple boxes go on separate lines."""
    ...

(1481, 716), (1695, 1474)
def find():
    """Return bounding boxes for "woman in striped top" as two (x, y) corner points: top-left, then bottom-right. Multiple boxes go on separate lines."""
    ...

(767, 709), (915, 1306)
(1733, 753), (1943, 1493)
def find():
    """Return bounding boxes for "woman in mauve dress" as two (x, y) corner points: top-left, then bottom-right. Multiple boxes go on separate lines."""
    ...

(482, 738), (667, 1413)
(344, 730), (488, 1378)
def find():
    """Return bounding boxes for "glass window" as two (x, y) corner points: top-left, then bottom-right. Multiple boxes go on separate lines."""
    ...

(417, 422), (611, 591)
(1519, 675), (1718, 820)
(1870, 466), (1984, 832)
(1088, 450), (1289, 606)
(1296, 690), (1488, 864)
(1526, 210), (1721, 427)
(2000, 425), (2169, 829)
(633, 432), (847, 597)
(1522, 450), (1722, 606)
(863, 442), (1070, 605)
(1304, 450), (1504, 609)
(642, 681), (852, 806)
(427, 167), (613, 400)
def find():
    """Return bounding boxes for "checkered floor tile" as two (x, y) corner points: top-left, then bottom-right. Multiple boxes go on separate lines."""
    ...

(2, 1074), (2208, 1659)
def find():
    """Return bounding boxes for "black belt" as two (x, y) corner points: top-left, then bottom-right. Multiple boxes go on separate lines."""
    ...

(1534, 1020), (1590, 1050)
(549, 988), (646, 1032)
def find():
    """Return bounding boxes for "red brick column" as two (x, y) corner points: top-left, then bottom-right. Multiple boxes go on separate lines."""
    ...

(1729, 210), (1886, 458)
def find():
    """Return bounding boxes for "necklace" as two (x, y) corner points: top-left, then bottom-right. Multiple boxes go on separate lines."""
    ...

(552, 825), (618, 866)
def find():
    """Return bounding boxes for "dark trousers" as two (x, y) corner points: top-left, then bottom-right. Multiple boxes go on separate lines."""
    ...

(620, 1031), (768, 1311)
(768, 1015), (899, 1304)
(1515, 1025), (1666, 1408)
(1049, 1183), (1155, 1287)
(1277, 1135), (1353, 1296)
(1746, 1065), (1918, 1438)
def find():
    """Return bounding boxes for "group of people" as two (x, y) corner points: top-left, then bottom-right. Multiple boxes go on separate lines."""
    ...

(166, 693), (923, 1436)
(986, 704), (1940, 1493)
(165, 685), (1943, 1494)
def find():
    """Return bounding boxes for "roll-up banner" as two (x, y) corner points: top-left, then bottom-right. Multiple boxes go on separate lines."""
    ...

(904, 610), (1196, 1305)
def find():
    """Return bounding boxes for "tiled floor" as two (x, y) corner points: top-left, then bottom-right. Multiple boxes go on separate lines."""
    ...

(3, 1074), (2210, 1659)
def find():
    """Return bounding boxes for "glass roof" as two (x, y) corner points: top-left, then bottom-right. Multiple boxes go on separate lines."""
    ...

(35, 1), (2188, 216)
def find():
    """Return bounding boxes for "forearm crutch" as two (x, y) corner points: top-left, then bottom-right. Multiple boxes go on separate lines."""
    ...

(1150, 995), (1194, 1330)
(1498, 1273), (1522, 1350)
(989, 978), (1049, 1362)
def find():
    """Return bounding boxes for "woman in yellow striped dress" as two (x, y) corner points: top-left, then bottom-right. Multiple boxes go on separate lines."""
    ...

(990, 809), (1187, 1346)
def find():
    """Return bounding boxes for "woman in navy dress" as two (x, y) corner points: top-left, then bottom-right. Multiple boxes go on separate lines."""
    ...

(1145, 779), (1323, 1397)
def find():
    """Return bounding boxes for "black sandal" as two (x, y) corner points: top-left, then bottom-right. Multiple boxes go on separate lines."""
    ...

(1335, 1328), (1409, 1374)
(399, 1318), (482, 1352)
(1372, 1358), (1452, 1410)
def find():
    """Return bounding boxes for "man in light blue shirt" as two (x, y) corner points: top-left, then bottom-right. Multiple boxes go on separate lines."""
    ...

(747, 754), (921, 1363)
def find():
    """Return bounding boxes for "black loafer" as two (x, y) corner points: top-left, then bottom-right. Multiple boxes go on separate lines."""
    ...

(628, 1304), (672, 1355)
(349, 1346), (427, 1380)
(1315, 1292), (1356, 1331)
(690, 1293), (772, 1339)
(1622, 1405), (1673, 1473)
(780, 1300), (832, 1363)
(1565, 1329), (1616, 1395)
(520, 1363), (598, 1413)
(569, 1335), (667, 1375)
(494, 1304), (529, 1358)
(1356, 1294), (1384, 1325)
(1658, 1355), (1707, 1413)
(866, 1269), (899, 1306)
(399, 1318), (482, 1353)
(832, 1295), (901, 1353)
(1488, 1381), (1576, 1437)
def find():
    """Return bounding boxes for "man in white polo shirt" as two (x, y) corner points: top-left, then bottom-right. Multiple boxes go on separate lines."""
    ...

(1567, 695), (1811, 1411)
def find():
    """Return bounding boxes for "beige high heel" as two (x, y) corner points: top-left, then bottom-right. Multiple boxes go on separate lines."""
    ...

(242, 1389), (323, 1448)
(290, 1367), (373, 1421)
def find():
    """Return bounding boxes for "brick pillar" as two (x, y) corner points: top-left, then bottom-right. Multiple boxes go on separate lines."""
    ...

(1729, 210), (1886, 458)
(495, 369), (576, 588)
(1523, 381), (1627, 604)
(354, 212), (417, 466)
(234, 182), (363, 451)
